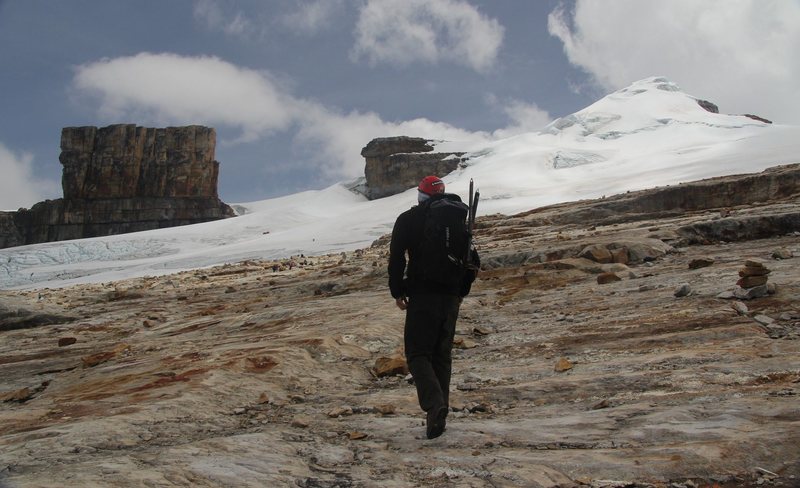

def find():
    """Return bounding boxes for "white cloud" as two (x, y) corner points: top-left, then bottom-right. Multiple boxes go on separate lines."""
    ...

(193, 0), (253, 37)
(548, 0), (800, 124)
(0, 143), (60, 211)
(486, 95), (552, 139)
(281, 0), (344, 34)
(351, 0), (504, 72)
(73, 53), (296, 142)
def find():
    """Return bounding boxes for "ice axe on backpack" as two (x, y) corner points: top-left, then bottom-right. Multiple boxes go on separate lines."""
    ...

(464, 179), (480, 270)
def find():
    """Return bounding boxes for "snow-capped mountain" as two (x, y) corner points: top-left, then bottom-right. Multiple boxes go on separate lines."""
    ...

(2, 77), (798, 289)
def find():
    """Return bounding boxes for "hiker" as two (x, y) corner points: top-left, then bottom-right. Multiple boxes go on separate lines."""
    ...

(388, 175), (480, 439)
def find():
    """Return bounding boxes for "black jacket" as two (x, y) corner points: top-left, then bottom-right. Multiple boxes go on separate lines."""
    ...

(388, 194), (479, 299)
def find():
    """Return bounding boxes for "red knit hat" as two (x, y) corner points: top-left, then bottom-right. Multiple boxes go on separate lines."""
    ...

(418, 175), (445, 195)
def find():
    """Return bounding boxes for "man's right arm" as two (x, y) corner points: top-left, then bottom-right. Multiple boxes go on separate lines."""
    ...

(388, 212), (409, 299)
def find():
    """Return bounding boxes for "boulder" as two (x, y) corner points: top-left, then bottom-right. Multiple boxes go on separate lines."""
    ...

(361, 136), (466, 200)
(772, 248), (794, 259)
(674, 283), (692, 297)
(609, 247), (629, 264)
(372, 356), (409, 377)
(554, 357), (573, 372)
(597, 272), (621, 284)
(689, 258), (714, 269)
(579, 244), (613, 264)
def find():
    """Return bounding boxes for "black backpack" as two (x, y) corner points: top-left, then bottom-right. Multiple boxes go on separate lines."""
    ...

(411, 193), (470, 288)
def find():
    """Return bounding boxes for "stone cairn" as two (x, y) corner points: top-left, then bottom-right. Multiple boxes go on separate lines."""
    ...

(734, 259), (772, 299)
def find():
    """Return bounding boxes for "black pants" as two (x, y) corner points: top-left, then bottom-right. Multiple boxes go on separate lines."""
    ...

(404, 293), (461, 413)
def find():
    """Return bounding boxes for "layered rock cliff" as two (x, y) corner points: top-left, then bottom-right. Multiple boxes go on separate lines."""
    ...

(60, 125), (221, 199)
(361, 136), (466, 199)
(0, 125), (234, 249)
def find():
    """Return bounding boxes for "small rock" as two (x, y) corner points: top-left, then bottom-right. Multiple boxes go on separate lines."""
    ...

(772, 248), (794, 259)
(779, 311), (800, 321)
(674, 283), (691, 297)
(453, 337), (478, 349)
(731, 301), (749, 315)
(688, 258), (714, 269)
(753, 315), (775, 326)
(554, 357), (573, 372)
(580, 244), (613, 264)
(327, 406), (353, 418)
(472, 326), (491, 336)
(257, 392), (270, 404)
(463, 372), (482, 382)
(766, 282), (777, 295)
(372, 356), (409, 377)
(374, 404), (396, 415)
(739, 264), (771, 282)
(291, 418), (310, 428)
(610, 248), (629, 264)
(233, 407), (246, 415)
(58, 337), (77, 347)
(597, 272), (621, 285)
(737, 275), (769, 288)
(348, 431), (368, 440)
(744, 259), (768, 269)
(734, 285), (769, 300)
(591, 399), (610, 410)
(467, 402), (492, 413)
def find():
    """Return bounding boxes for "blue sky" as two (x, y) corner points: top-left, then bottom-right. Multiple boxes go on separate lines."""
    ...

(1, 0), (798, 209)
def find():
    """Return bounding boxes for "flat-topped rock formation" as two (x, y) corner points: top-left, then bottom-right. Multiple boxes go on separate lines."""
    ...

(1, 164), (798, 487)
(361, 136), (466, 199)
(60, 125), (221, 199)
(0, 125), (234, 249)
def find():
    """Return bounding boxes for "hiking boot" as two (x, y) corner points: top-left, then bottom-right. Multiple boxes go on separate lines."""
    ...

(426, 405), (448, 439)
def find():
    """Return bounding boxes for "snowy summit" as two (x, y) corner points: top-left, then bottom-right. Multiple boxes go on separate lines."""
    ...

(1, 77), (798, 290)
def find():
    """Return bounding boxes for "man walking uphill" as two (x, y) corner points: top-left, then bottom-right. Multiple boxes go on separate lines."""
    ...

(388, 175), (479, 439)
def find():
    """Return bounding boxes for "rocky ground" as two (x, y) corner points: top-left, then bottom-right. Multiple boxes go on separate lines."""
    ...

(1, 166), (799, 488)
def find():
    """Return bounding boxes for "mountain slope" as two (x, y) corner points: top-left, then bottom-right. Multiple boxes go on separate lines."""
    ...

(1, 165), (798, 486)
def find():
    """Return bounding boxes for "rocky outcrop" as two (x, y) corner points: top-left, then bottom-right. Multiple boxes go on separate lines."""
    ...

(361, 136), (466, 199)
(0, 213), (23, 248)
(60, 125), (221, 199)
(0, 294), (77, 331)
(0, 125), (234, 249)
(514, 163), (800, 227)
(696, 99), (719, 113)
